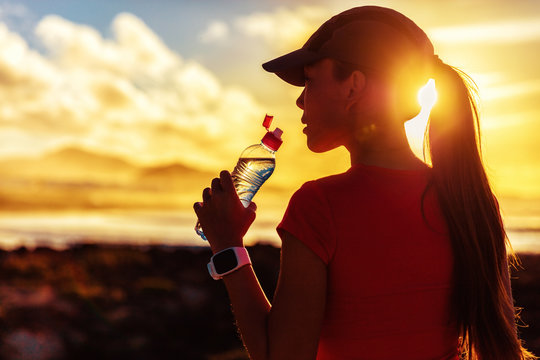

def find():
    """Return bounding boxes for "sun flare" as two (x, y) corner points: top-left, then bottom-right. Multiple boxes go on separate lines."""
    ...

(405, 79), (438, 161)
(418, 79), (437, 109)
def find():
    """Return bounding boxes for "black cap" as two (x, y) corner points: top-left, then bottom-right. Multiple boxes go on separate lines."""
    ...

(262, 6), (434, 86)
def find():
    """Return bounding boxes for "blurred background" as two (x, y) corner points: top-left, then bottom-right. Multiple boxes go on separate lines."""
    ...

(0, 0), (538, 251)
(0, 1), (539, 359)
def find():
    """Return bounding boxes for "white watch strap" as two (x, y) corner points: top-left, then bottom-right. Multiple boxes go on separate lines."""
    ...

(207, 247), (252, 280)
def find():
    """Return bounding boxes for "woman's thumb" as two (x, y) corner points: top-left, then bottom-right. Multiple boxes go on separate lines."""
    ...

(247, 201), (257, 212)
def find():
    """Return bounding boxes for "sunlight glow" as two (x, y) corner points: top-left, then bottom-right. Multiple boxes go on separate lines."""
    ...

(418, 79), (437, 109)
(405, 79), (437, 162)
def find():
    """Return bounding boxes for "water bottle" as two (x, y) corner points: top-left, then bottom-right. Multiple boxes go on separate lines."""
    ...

(195, 115), (283, 240)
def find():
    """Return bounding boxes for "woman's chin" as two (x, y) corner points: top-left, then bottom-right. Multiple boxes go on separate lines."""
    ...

(306, 138), (336, 153)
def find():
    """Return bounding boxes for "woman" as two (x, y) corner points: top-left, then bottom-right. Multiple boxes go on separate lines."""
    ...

(194, 6), (536, 360)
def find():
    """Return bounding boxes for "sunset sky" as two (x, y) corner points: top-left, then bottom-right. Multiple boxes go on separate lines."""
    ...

(0, 0), (539, 204)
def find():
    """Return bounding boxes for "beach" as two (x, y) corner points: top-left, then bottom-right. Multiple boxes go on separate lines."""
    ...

(0, 243), (538, 359)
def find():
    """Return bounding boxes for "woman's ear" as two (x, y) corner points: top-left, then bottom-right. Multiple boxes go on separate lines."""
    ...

(345, 70), (366, 110)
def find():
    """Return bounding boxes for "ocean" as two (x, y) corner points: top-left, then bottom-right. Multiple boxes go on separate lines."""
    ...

(0, 210), (538, 253)
(0, 210), (280, 250)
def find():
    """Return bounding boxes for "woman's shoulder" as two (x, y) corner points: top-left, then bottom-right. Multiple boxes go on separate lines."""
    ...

(290, 170), (358, 207)
(296, 170), (351, 194)
(299, 166), (366, 192)
(294, 163), (432, 202)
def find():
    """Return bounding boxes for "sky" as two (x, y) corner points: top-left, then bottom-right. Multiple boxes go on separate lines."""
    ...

(0, 0), (539, 202)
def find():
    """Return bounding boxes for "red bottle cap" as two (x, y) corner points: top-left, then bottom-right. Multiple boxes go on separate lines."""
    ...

(263, 114), (273, 129)
(262, 127), (283, 151)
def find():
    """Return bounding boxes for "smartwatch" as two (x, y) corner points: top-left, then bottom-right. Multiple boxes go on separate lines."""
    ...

(207, 247), (252, 280)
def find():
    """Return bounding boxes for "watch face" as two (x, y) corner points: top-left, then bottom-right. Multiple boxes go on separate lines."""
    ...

(213, 249), (239, 274)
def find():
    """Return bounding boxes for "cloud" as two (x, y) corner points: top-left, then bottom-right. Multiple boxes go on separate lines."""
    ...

(35, 14), (181, 79)
(468, 71), (540, 103)
(234, 6), (329, 51)
(0, 13), (265, 170)
(428, 18), (540, 44)
(199, 20), (229, 43)
(481, 79), (540, 102)
(482, 110), (539, 131)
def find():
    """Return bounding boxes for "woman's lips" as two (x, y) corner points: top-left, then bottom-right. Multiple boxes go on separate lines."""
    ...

(301, 116), (308, 133)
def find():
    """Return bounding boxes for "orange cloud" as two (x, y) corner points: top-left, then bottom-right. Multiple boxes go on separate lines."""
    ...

(429, 18), (540, 44)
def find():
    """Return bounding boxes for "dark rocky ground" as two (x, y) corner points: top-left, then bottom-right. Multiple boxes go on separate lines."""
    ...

(0, 244), (538, 360)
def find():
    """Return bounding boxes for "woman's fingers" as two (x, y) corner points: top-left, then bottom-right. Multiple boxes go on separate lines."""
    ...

(193, 201), (202, 214)
(211, 177), (222, 193)
(202, 187), (212, 202)
(201, 171), (237, 207)
(220, 170), (236, 193)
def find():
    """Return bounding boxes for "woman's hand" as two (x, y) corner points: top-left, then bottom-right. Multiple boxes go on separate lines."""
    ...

(194, 170), (257, 253)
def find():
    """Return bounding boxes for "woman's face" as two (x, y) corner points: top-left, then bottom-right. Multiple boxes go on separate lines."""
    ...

(296, 59), (354, 153)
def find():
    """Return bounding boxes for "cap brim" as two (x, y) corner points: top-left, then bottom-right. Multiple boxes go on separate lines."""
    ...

(262, 48), (323, 86)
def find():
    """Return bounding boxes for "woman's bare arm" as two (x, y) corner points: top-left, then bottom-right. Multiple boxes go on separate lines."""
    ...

(267, 230), (327, 359)
(222, 231), (327, 360)
(194, 171), (327, 360)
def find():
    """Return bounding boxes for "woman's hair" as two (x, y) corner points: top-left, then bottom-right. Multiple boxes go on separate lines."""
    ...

(427, 60), (536, 360)
(331, 43), (536, 360)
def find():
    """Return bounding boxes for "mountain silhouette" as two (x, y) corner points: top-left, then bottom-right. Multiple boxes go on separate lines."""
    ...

(0, 146), (212, 185)
(0, 146), (216, 209)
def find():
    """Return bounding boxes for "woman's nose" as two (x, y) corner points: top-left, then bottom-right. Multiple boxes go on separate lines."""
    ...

(296, 88), (305, 110)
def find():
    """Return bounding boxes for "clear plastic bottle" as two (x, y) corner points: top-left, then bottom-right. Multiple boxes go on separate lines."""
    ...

(195, 115), (283, 241)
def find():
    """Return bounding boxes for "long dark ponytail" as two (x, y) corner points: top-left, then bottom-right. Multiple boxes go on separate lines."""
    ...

(427, 60), (536, 360)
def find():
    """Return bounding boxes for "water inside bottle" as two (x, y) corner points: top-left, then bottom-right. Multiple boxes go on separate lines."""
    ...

(232, 157), (275, 207)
